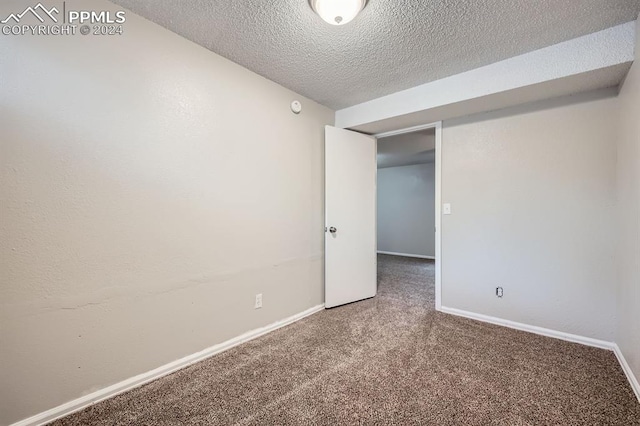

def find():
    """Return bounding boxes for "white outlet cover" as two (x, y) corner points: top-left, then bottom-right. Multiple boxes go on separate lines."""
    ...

(443, 203), (452, 215)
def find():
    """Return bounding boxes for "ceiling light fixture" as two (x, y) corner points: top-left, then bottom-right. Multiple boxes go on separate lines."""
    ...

(309, 0), (367, 26)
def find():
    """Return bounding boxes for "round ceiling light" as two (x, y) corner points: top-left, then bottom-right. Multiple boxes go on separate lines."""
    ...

(309, 0), (367, 26)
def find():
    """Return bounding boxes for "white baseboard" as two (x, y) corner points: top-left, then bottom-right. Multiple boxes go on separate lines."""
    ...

(612, 344), (640, 402)
(377, 251), (435, 260)
(440, 306), (640, 402)
(11, 304), (325, 426)
(12, 303), (638, 426)
(439, 306), (615, 350)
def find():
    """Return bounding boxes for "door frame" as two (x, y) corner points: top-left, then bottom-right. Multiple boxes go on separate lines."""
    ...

(372, 121), (443, 311)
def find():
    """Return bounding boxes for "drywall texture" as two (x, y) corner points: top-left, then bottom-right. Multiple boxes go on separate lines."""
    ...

(377, 164), (435, 258)
(0, 1), (333, 424)
(441, 94), (618, 342)
(111, 0), (640, 108)
(616, 18), (640, 390)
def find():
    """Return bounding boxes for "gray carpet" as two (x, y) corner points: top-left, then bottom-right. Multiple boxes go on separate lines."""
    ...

(52, 255), (640, 425)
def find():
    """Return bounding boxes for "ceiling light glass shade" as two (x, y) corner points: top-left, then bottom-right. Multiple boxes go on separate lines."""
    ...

(310, 0), (367, 26)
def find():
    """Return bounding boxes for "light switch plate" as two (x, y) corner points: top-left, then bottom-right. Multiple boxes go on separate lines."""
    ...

(443, 203), (452, 215)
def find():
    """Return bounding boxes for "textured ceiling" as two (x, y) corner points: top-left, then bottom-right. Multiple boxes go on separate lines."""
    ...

(110, 0), (640, 109)
(377, 129), (435, 169)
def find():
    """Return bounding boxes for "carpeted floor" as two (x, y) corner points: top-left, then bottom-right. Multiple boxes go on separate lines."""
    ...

(52, 255), (640, 425)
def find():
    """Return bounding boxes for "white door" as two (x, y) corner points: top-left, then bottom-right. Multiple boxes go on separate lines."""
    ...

(325, 125), (377, 308)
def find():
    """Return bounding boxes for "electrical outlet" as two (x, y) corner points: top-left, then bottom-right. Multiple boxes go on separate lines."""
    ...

(496, 287), (504, 298)
(255, 293), (263, 309)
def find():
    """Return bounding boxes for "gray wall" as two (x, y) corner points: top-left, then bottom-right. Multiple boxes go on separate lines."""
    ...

(377, 163), (436, 258)
(0, 1), (333, 424)
(616, 17), (640, 391)
(441, 92), (618, 341)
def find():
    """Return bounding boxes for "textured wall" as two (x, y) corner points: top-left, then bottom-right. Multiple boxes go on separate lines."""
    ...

(616, 17), (640, 391)
(0, 1), (333, 424)
(377, 164), (435, 257)
(441, 94), (618, 341)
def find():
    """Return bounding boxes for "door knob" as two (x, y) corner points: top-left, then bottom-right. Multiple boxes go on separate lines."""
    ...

(329, 226), (337, 234)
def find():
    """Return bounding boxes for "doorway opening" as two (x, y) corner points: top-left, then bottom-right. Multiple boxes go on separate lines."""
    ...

(323, 123), (442, 310)
(374, 123), (442, 310)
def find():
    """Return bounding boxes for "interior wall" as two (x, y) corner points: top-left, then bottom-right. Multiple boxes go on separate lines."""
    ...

(0, 1), (333, 424)
(377, 163), (436, 257)
(441, 91), (618, 341)
(616, 17), (640, 389)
